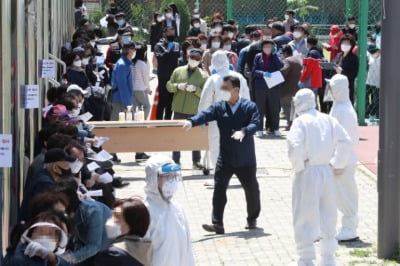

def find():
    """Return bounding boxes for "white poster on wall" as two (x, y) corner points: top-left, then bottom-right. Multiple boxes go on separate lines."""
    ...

(38, 59), (56, 79)
(0, 134), (12, 168)
(22, 85), (40, 109)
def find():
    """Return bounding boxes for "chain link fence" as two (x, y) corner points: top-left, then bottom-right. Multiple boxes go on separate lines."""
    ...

(98, 0), (382, 124)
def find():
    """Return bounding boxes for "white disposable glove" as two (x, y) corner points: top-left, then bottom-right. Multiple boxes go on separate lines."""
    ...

(181, 120), (192, 131)
(186, 84), (197, 92)
(176, 83), (187, 90)
(231, 130), (245, 142)
(24, 241), (51, 259)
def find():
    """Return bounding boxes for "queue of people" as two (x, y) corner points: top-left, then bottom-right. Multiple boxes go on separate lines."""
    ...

(4, 1), (382, 265)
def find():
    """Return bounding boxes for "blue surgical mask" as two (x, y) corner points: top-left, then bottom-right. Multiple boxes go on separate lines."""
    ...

(117, 19), (125, 26)
(121, 36), (131, 44)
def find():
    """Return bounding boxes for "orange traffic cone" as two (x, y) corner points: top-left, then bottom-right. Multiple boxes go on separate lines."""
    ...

(149, 87), (159, 120)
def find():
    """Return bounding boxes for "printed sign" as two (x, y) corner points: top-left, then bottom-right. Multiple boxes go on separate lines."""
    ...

(38, 59), (56, 78)
(0, 135), (12, 168)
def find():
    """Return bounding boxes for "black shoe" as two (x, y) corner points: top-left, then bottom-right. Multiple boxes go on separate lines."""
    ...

(135, 153), (150, 162)
(193, 162), (204, 170)
(111, 153), (121, 163)
(245, 220), (257, 230)
(202, 224), (225, 234)
(112, 177), (129, 188)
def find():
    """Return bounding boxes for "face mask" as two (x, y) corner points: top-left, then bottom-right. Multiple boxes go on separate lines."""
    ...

(131, 51), (136, 59)
(263, 47), (272, 55)
(105, 218), (122, 239)
(348, 24), (356, 29)
(188, 59), (200, 68)
(223, 45), (232, 51)
(293, 31), (303, 39)
(341, 44), (352, 52)
(227, 32), (234, 39)
(200, 43), (207, 50)
(161, 179), (178, 200)
(166, 12), (173, 19)
(166, 35), (175, 42)
(157, 16), (163, 22)
(211, 42), (221, 49)
(121, 36), (131, 44)
(73, 60), (82, 68)
(70, 160), (83, 174)
(82, 57), (90, 66)
(193, 23), (200, 28)
(33, 236), (57, 252)
(220, 90), (231, 101)
(215, 26), (222, 32)
(116, 19), (125, 26)
(284, 14), (290, 20)
(263, 35), (272, 41)
(70, 108), (80, 117)
(58, 166), (72, 178)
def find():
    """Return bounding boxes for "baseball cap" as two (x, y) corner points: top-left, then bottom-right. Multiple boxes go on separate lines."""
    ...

(45, 148), (76, 163)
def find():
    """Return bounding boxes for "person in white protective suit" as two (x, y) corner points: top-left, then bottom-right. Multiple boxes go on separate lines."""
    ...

(287, 88), (352, 266)
(328, 74), (360, 242)
(198, 50), (251, 168)
(144, 155), (195, 266)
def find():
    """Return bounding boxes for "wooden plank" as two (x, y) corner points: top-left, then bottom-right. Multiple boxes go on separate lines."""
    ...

(87, 120), (191, 128)
(92, 126), (209, 153)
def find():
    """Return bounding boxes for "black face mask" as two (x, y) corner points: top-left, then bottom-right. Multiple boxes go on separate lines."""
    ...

(166, 35), (175, 42)
(58, 166), (72, 178)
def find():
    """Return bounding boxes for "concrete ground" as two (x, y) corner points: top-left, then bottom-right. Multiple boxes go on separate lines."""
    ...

(111, 130), (394, 265)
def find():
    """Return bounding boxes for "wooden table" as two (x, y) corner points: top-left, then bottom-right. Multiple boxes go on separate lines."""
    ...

(87, 120), (209, 153)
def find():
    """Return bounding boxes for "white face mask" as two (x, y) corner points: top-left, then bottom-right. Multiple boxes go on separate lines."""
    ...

(341, 44), (352, 52)
(227, 32), (234, 39)
(263, 47), (272, 55)
(200, 43), (207, 50)
(293, 31), (303, 39)
(82, 57), (90, 66)
(70, 108), (80, 118)
(70, 160), (83, 174)
(73, 60), (82, 68)
(157, 16), (163, 22)
(348, 24), (356, 29)
(220, 90), (231, 101)
(105, 218), (122, 239)
(131, 51), (136, 59)
(193, 23), (200, 28)
(166, 12), (173, 19)
(33, 236), (57, 252)
(223, 45), (232, 51)
(161, 179), (178, 200)
(284, 14), (290, 20)
(214, 26), (222, 32)
(263, 35), (272, 41)
(188, 59), (200, 68)
(211, 42), (221, 49)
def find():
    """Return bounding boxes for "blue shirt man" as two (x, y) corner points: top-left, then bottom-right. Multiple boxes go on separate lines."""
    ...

(183, 75), (261, 234)
(111, 41), (136, 120)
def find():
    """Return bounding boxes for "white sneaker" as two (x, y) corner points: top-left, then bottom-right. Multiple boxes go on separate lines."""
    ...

(320, 258), (336, 266)
(336, 228), (358, 242)
(256, 131), (264, 137)
(274, 130), (282, 137)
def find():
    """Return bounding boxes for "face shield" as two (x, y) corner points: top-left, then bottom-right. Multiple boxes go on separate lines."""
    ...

(157, 163), (182, 201)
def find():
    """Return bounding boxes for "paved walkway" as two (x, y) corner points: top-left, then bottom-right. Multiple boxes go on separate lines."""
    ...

(112, 129), (392, 265)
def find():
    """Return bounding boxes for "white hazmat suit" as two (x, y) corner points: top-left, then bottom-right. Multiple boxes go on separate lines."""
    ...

(329, 74), (360, 241)
(287, 89), (352, 265)
(144, 155), (195, 266)
(198, 50), (250, 167)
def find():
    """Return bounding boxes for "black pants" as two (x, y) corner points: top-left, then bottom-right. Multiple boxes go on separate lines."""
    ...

(172, 112), (201, 163)
(254, 87), (280, 131)
(156, 83), (173, 120)
(317, 86), (332, 114)
(212, 162), (260, 226)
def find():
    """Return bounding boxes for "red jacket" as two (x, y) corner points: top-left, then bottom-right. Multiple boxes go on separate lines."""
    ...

(300, 57), (323, 89)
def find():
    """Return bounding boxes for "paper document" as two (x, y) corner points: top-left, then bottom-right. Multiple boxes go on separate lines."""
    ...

(87, 162), (100, 172)
(89, 150), (113, 162)
(79, 112), (93, 123)
(264, 71), (285, 88)
(99, 172), (113, 183)
(93, 137), (110, 148)
(86, 190), (103, 197)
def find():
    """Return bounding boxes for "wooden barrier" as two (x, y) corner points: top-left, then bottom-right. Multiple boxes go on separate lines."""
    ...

(87, 120), (209, 153)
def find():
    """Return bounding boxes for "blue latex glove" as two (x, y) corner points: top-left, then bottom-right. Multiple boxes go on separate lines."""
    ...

(229, 64), (234, 71)
(264, 72), (272, 78)
(167, 42), (174, 50)
(211, 69), (217, 75)
(298, 81), (304, 88)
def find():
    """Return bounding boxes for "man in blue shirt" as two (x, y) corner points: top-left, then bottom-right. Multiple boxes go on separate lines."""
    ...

(111, 41), (136, 120)
(182, 75), (261, 234)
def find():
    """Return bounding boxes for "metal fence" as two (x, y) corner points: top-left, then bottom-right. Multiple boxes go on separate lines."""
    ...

(105, 0), (382, 124)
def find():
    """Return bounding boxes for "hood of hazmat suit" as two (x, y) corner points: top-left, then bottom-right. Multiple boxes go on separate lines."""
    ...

(144, 155), (195, 266)
(198, 51), (250, 167)
(287, 89), (352, 263)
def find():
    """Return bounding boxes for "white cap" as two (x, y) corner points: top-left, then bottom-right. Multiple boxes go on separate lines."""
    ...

(67, 84), (89, 95)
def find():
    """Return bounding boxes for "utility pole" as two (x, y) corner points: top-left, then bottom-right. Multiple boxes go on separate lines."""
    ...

(226, 0), (233, 20)
(378, 0), (400, 259)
